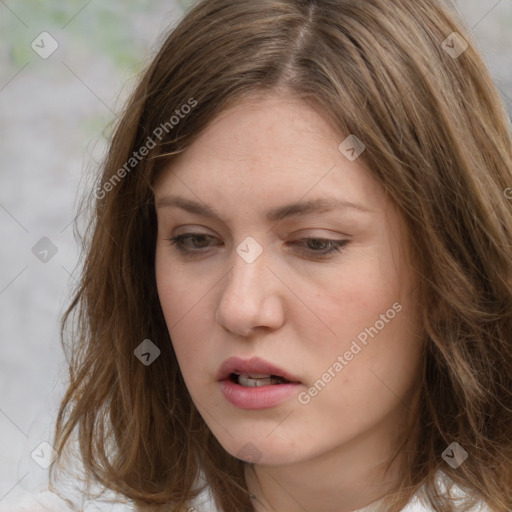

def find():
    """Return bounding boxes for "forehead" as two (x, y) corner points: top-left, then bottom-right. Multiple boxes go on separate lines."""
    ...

(154, 92), (385, 211)
(184, 93), (339, 163)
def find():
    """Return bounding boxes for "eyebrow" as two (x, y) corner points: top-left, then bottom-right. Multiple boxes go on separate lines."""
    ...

(155, 194), (373, 222)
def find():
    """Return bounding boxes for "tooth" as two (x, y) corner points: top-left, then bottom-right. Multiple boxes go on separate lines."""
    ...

(247, 373), (272, 378)
(238, 375), (280, 387)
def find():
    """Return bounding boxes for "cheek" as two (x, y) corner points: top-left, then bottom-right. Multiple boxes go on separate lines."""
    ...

(303, 257), (421, 413)
(155, 250), (211, 328)
(310, 293), (421, 418)
(311, 261), (402, 350)
(155, 255), (220, 391)
(155, 256), (199, 370)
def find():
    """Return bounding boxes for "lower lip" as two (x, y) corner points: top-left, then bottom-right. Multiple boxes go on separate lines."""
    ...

(219, 378), (302, 410)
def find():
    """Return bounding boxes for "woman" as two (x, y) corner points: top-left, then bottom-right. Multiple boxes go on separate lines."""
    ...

(42, 0), (512, 511)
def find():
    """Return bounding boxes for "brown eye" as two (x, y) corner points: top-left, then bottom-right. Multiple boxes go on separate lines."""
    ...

(167, 233), (220, 253)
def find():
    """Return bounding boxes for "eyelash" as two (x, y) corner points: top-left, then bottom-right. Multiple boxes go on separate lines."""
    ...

(166, 233), (348, 258)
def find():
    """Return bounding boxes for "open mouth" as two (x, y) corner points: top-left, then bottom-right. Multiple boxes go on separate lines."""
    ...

(230, 372), (291, 387)
(218, 359), (302, 409)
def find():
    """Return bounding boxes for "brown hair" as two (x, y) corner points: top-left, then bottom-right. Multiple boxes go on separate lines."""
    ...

(52, 0), (512, 511)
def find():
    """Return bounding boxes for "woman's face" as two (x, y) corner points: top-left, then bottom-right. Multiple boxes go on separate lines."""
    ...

(154, 91), (422, 467)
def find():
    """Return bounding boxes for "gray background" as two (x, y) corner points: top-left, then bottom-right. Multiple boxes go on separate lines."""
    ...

(1, 0), (511, 508)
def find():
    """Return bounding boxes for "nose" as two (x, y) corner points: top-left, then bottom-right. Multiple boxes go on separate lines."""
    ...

(215, 245), (285, 337)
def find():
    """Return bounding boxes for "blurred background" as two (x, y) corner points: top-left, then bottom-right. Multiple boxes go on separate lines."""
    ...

(0, 0), (511, 509)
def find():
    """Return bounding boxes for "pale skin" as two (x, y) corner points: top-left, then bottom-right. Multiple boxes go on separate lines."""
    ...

(154, 91), (424, 512)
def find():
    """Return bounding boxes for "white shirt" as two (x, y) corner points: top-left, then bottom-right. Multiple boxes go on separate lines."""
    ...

(2, 473), (491, 512)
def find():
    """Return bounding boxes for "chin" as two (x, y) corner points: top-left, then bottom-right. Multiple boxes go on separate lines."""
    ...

(212, 432), (306, 466)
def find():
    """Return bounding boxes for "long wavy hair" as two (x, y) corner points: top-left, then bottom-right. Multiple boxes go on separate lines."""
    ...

(51, 0), (512, 511)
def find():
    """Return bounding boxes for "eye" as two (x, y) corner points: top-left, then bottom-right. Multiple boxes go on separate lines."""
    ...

(165, 234), (349, 259)
(166, 233), (220, 254)
(290, 237), (349, 258)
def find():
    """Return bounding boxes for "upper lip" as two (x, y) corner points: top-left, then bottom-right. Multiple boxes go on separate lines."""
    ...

(216, 356), (301, 383)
